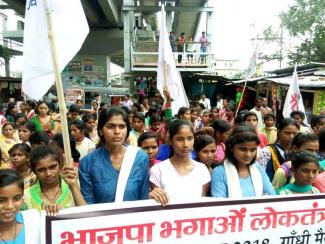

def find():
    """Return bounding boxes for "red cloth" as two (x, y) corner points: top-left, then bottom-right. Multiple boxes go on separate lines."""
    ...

(258, 131), (269, 148)
(313, 172), (325, 193)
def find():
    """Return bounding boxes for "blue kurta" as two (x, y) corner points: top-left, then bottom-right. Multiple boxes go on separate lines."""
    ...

(210, 163), (276, 198)
(0, 212), (25, 244)
(79, 146), (150, 204)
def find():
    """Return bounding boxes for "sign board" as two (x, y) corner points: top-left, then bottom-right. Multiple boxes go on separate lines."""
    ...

(42, 195), (325, 244)
(65, 87), (85, 104)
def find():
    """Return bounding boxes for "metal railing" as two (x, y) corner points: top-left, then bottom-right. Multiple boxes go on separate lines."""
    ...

(0, 35), (23, 53)
(131, 41), (212, 71)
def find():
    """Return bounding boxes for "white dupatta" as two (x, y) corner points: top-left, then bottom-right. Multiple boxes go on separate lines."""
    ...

(224, 159), (263, 198)
(115, 146), (139, 203)
(21, 209), (41, 244)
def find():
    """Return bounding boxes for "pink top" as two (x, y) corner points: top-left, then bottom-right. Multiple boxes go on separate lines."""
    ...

(313, 172), (325, 193)
(215, 143), (226, 162)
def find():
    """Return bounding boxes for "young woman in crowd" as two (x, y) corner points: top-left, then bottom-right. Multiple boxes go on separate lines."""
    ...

(17, 121), (36, 146)
(212, 119), (232, 163)
(201, 110), (211, 128)
(9, 143), (36, 189)
(218, 99), (228, 120)
(243, 112), (269, 148)
(257, 118), (299, 181)
(83, 114), (99, 144)
(23, 145), (86, 211)
(0, 123), (20, 169)
(272, 132), (319, 191)
(0, 169), (40, 243)
(191, 109), (201, 131)
(30, 102), (59, 135)
(79, 107), (149, 204)
(5, 102), (17, 126)
(128, 112), (146, 146)
(277, 151), (320, 195)
(25, 100), (36, 119)
(211, 107), (219, 122)
(177, 107), (191, 121)
(260, 113), (277, 144)
(210, 125), (275, 198)
(138, 132), (159, 168)
(194, 134), (217, 173)
(149, 119), (210, 205)
(70, 120), (96, 160)
(19, 102), (28, 116)
(290, 111), (311, 133)
(225, 105), (236, 127)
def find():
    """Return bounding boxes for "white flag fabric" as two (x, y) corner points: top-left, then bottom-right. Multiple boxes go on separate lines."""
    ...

(157, 5), (189, 114)
(244, 45), (258, 79)
(22, 0), (89, 100)
(283, 65), (306, 119)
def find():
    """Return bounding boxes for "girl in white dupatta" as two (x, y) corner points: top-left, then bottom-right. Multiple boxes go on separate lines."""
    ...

(211, 125), (275, 198)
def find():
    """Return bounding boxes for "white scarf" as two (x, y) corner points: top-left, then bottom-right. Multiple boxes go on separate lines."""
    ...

(115, 146), (139, 203)
(21, 209), (41, 244)
(224, 159), (263, 198)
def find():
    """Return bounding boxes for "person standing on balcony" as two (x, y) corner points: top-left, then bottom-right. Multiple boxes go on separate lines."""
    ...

(169, 31), (176, 52)
(199, 31), (208, 64)
(186, 37), (196, 64)
(177, 32), (186, 63)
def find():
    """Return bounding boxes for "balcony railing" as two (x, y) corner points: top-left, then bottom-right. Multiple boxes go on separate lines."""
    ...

(131, 41), (212, 71)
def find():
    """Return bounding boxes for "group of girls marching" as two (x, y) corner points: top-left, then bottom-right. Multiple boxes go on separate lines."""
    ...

(0, 106), (324, 243)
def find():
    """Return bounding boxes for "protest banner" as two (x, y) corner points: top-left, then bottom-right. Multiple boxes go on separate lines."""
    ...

(42, 195), (325, 244)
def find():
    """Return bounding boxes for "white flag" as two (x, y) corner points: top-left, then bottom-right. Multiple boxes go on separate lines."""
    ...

(22, 0), (89, 100)
(283, 65), (306, 119)
(244, 45), (258, 79)
(157, 5), (189, 114)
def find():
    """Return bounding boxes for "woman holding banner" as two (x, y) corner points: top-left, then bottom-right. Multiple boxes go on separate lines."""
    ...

(210, 125), (275, 198)
(149, 119), (210, 205)
(78, 107), (149, 204)
(23, 146), (86, 212)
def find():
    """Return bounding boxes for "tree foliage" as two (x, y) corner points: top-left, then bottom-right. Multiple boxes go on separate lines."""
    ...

(280, 0), (325, 64)
(0, 45), (11, 60)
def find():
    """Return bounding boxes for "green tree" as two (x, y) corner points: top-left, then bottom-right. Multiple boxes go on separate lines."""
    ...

(280, 0), (325, 64)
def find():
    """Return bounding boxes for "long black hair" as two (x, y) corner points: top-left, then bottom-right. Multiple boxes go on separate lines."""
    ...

(0, 169), (24, 191)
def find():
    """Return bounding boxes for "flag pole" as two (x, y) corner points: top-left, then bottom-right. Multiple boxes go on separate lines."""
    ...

(235, 79), (248, 117)
(44, 1), (72, 166)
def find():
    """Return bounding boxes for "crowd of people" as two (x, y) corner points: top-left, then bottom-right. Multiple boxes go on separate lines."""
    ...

(0, 90), (324, 242)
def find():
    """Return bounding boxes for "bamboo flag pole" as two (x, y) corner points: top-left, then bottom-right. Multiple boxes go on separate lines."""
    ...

(163, 61), (168, 90)
(235, 79), (248, 117)
(44, 1), (72, 166)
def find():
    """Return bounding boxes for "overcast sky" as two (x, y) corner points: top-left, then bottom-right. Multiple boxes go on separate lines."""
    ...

(200, 0), (295, 70)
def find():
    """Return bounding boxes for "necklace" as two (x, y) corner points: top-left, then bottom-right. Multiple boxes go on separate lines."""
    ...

(42, 186), (61, 202)
(0, 222), (17, 244)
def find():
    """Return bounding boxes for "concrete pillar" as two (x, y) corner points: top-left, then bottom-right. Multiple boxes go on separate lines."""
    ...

(206, 11), (213, 64)
(4, 57), (10, 77)
(106, 56), (111, 84)
(123, 0), (135, 92)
